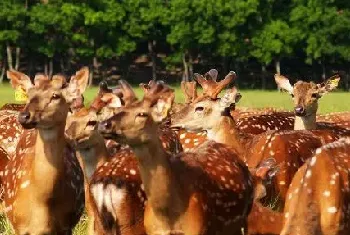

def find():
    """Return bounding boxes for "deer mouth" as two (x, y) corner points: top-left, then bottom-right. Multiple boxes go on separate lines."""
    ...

(20, 121), (38, 129)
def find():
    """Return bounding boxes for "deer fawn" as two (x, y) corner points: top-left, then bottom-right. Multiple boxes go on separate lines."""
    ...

(97, 81), (254, 235)
(171, 72), (325, 208)
(281, 137), (350, 235)
(2, 68), (88, 234)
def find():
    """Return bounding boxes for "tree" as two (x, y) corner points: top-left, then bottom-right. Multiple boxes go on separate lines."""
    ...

(122, 0), (168, 80)
(290, 0), (350, 79)
(0, 0), (27, 79)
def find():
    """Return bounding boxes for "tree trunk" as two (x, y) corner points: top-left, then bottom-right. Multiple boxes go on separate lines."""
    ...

(275, 59), (280, 75)
(346, 69), (350, 91)
(44, 59), (48, 75)
(6, 43), (13, 70)
(49, 58), (53, 78)
(28, 56), (34, 77)
(15, 47), (21, 70)
(321, 58), (326, 81)
(89, 56), (98, 86)
(262, 64), (266, 90)
(0, 61), (5, 83)
(60, 58), (65, 72)
(188, 53), (193, 80)
(182, 53), (189, 82)
(148, 40), (157, 80)
(222, 56), (228, 75)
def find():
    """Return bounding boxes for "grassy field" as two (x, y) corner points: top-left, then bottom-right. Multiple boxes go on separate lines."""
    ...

(0, 84), (349, 234)
(0, 84), (349, 113)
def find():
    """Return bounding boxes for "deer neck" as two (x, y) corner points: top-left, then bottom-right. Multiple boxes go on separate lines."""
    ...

(132, 138), (186, 220)
(294, 113), (317, 130)
(32, 122), (67, 194)
(76, 135), (109, 180)
(207, 116), (249, 157)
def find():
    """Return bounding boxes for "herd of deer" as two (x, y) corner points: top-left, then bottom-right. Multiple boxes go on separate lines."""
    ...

(0, 67), (349, 235)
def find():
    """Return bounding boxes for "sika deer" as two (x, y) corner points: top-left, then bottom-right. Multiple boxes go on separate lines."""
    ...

(317, 111), (350, 129)
(0, 70), (85, 158)
(98, 81), (254, 235)
(65, 80), (181, 235)
(281, 138), (350, 235)
(248, 158), (284, 235)
(236, 74), (349, 135)
(171, 74), (324, 208)
(2, 68), (88, 234)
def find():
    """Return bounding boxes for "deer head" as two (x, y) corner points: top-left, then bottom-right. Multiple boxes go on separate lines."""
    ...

(250, 158), (281, 201)
(98, 81), (174, 146)
(171, 71), (241, 132)
(65, 107), (99, 149)
(275, 74), (340, 117)
(7, 68), (89, 131)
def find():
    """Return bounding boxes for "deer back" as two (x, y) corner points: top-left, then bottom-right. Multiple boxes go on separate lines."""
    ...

(281, 138), (350, 235)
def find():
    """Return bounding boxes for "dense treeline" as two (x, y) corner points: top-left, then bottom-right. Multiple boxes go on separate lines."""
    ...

(1, 0), (350, 89)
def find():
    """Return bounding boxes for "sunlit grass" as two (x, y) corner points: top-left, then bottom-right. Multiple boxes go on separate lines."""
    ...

(0, 84), (349, 113)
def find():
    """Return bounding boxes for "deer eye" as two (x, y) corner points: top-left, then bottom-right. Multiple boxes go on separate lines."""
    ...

(137, 112), (148, 117)
(195, 106), (204, 112)
(52, 93), (61, 100)
(291, 94), (294, 98)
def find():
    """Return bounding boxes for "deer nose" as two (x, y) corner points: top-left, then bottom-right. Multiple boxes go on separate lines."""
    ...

(98, 120), (112, 132)
(294, 106), (305, 116)
(18, 111), (31, 124)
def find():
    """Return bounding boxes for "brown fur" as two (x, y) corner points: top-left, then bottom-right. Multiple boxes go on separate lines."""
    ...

(98, 81), (254, 235)
(281, 138), (350, 235)
(2, 68), (88, 234)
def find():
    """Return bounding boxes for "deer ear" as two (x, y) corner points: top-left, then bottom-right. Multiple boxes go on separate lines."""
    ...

(64, 67), (89, 101)
(220, 87), (241, 108)
(7, 70), (33, 91)
(150, 93), (174, 123)
(275, 74), (293, 94)
(317, 74), (340, 96)
(255, 158), (280, 182)
(101, 93), (122, 108)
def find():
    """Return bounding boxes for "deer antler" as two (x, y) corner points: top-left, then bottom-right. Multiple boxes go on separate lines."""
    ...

(181, 81), (197, 104)
(143, 80), (175, 106)
(113, 80), (138, 106)
(194, 70), (236, 99)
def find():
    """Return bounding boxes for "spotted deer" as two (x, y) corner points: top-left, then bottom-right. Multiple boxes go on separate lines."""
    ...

(0, 103), (25, 111)
(171, 76), (324, 208)
(317, 112), (350, 129)
(275, 74), (350, 141)
(281, 138), (350, 235)
(1, 68), (88, 234)
(98, 81), (254, 235)
(0, 70), (85, 159)
(246, 158), (284, 235)
(235, 74), (349, 135)
(65, 80), (181, 235)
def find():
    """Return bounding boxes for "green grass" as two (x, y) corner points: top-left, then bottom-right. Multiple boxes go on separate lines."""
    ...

(0, 84), (349, 113)
(0, 84), (348, 234)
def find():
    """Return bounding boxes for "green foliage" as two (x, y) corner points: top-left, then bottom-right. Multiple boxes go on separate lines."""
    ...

(0, 0), (349, 86)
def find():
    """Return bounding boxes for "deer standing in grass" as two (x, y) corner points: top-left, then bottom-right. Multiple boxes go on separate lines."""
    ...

(2, 68), (88, 234)
(281, 138), (350, 235)
(171, 71), (325, 208)
(97, 81), (254, 235)
(65, 80), (181, 235)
